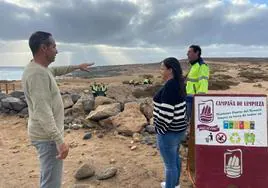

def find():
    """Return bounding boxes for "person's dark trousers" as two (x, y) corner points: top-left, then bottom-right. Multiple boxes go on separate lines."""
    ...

(186, 95), (193, 122)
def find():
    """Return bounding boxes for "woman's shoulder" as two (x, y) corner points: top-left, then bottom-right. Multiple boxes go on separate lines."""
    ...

(164, 79), (179, 90)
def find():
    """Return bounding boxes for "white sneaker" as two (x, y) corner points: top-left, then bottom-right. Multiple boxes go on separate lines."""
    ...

(161, 182), (180, 188)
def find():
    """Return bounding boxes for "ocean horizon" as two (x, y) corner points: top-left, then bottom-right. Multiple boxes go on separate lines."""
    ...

(0, 66), (24, 81)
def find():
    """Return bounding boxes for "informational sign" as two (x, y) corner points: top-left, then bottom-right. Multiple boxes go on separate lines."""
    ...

(195, 95), (268, 188)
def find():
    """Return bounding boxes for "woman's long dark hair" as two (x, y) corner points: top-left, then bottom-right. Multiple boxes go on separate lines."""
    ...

(163, 57), (186, 97)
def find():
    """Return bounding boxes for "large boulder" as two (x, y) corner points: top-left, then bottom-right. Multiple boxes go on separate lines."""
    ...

(72, 99), (85, 118)
(112, 102), (147, 136)
(81, 94), (95, 113)
(9, 91), (24, 98)
(72, 94), (94, 118)
(62, 94), (74, 109)
(132, 84), (162, 98)
(106, 85), (136, 104)
(19, 107), (28, 115)
(139, 98), (153, 121)
(94, 96), (116, 109)
(86, 103), (121, 121)
(99, 118), (114, 130)
(71, 93), (81, 104)
(1, 97), (27, 112)
(0, 93), (7, 100)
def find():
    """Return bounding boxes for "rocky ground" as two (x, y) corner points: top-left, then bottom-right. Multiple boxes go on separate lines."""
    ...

(1, 59), (268, 188)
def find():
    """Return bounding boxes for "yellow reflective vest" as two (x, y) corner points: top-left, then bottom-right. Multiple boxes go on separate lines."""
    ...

(186, 59), (209, 95)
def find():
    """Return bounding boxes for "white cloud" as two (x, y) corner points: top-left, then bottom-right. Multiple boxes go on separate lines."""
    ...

(0, 0), (268, 68)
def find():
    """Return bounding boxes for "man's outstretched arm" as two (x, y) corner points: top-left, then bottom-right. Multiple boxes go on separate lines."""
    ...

(49, 63), (95, 76)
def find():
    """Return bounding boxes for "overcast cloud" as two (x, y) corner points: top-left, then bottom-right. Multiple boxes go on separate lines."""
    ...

(0, 0), (267, 66)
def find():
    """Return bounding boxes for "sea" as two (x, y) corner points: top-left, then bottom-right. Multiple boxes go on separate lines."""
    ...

(0, 67), (24, 81)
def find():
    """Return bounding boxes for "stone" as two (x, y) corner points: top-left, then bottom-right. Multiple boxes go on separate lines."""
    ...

(18, 107), (28, 118)
(110, 159), (116, 164)
(145, 125), (155, 134)
(140, 98), (153, 121)
(106, 85), (139, 104)
(72, 118), (82, 124)
(10, 91), (24, 98)
(143, 136), (156, 145)
(150, 118), (153, 125)
(97, 134), (104, 138)
(146, 151), (158, 156)
(64, 116), (74, 125)
(0, 93), (7, 100)
(72, 99), (85, 118)
(71, 93), (81, 104)
(1, 97), (27, 112)
(86, 103), (121, 121)
(81, 94), (95, 113)
(70, 142), (79, 148)
(74, 163), (95, 180)
(62, 94), (74, 109)
(97, 167), (118, 180)
(64, 108), (73, 117)
(133, 133), (142, 142)
(112, 102), (147, 136)
(94, 96), (116, 109)
(83, 133), (92, 140)
(131, 146), (137, 150)
(99, 118), (114, 130)
(71, 124), (83, 130)
(72, 94), (94, 117)
(82, 120), (98, 129)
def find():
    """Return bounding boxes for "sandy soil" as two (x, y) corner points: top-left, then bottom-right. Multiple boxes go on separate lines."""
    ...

(0, 115), (191, 188)
(1, 60), (268, 188)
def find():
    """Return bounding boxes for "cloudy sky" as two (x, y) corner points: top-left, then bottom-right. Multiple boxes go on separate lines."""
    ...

(0, 0), (267, 67)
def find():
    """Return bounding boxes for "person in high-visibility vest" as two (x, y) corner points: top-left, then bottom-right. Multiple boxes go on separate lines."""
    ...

(91, 82), (98, 97)
(186, 45), (209, 121)
(143, 78), (149, 85)
(98, 83), (107, 96)
(101, 83), (107, 96)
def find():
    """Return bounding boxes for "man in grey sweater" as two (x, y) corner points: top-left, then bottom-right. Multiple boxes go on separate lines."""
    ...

(22, 31), (94, 188)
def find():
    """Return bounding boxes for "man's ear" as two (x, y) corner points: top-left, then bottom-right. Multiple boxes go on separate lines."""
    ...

(40, 44), (47, 52)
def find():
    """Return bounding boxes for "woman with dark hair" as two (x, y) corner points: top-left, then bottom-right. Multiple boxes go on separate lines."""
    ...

(153, 57), (187, 188)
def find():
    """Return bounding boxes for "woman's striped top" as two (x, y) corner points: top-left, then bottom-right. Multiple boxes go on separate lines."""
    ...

(153, 78), (187, 134)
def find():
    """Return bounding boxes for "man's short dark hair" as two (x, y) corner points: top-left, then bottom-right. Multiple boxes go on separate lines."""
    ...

(29, 31), (52, 55)
(189, 45), (202, 57)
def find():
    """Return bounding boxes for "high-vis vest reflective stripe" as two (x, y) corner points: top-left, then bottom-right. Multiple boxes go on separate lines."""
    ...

(186, 62), (209, 95)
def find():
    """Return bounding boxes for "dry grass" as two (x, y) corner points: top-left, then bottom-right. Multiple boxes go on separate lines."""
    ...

(253, 83), (263, 88)
(213, 74), (233, 80)
(209, 79), (239, 90)
(139, 74), (154, 79)
(238, 71), (268, 81)
(122, 80), (129, 84)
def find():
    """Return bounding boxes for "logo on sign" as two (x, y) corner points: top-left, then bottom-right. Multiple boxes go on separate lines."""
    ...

(224, 149), (243, 178)
(198, 100), (214, 123)
(197, 124), (220, 132)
